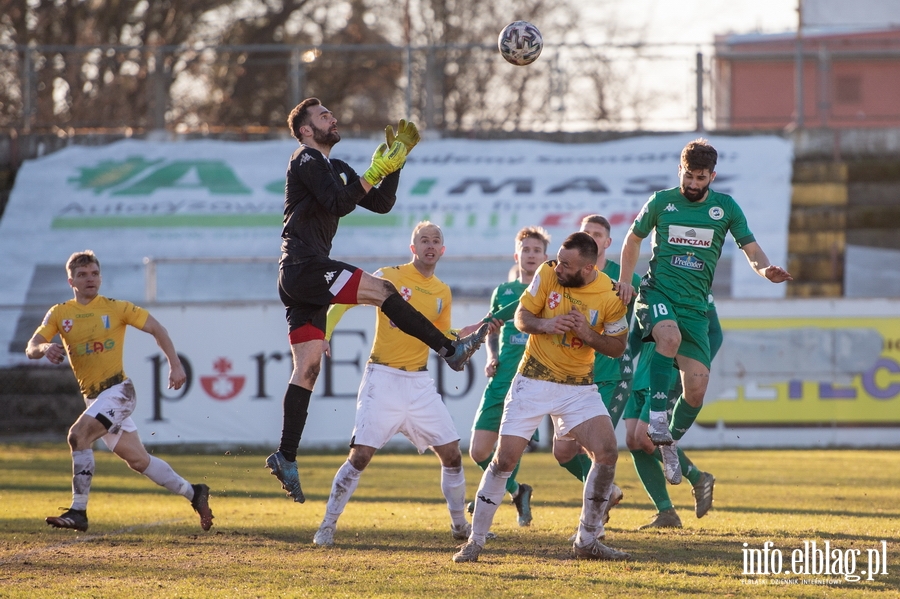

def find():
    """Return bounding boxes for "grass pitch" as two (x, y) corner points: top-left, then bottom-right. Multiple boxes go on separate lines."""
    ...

(1, 444), (898, 598)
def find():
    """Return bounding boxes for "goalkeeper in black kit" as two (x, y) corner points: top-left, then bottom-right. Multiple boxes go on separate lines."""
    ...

(266, 98), (489, 503)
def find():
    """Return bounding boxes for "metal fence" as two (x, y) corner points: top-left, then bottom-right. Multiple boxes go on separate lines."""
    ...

(0, 42), (710, 135)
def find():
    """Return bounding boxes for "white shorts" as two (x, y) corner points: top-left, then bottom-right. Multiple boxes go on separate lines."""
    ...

(351, 363), (460, 453)
(84, 379), (138, 451)
(499, 373), (609, 440)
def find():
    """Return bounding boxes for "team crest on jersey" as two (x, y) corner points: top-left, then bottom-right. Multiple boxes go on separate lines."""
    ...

(708, 206), (724, 220)
(589, 310), (598, 326)
(548, 291), (562, 310)
(400, 286), (412, 301)
(62, 319), (73, 333)
(339, 173), (347, 185)
(436, 298), (443, 313)
(101, 315), (110, 329)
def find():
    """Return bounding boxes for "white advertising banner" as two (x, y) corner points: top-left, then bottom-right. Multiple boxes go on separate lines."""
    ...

(124, 301), (492, 448)
(0, 134), (790, 292)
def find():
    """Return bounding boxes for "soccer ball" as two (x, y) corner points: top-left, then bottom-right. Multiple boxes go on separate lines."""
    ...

(498, 21), (543, 66)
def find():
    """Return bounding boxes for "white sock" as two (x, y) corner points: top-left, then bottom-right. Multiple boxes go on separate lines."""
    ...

(441, 465), (467, 527)
(142, 455), (193, 499)
(71, 449), (94, 510)
(575, 462), (616, 546)
(471, 462), (510, 546)
(321, 460), (363, 529)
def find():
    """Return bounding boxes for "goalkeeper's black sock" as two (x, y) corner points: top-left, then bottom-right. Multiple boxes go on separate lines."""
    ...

(380, 293), (455, 356)
(278, 384), (311, 462)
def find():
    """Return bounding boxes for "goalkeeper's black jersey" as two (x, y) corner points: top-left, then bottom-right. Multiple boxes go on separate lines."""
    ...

(280, 145), (399, 265)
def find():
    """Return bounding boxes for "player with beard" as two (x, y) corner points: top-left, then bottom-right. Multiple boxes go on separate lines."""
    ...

(467, 226), (550, 527)
(269, 98), (489, 503)
(454, 232), (630, 563)
(616, 138), (791, 485)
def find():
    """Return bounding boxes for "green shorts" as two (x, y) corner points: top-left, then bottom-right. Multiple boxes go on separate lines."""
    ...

(597, 380), (629, 429)
(635, 288), (711, 369)
(472, 376), (513, 433)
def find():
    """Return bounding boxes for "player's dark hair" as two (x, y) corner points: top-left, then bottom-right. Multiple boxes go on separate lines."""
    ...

(681, 138), (718, 172)
(580, 214), (611, 234)
(561, 232), (598, 264)
(287, 97), (322, 141)
(516, 226), (551, 252)
(66, 250), (100, 278)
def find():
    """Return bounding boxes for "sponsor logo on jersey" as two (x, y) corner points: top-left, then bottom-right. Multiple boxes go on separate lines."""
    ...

(502, 288), (515, 295)
(74, 339), (115, 356)
(400, 286), (412, 301)
(708, 206), (724, 220)
(668, 225), (714, 248)
(62, 319), (74, 333)
(101, 315), (110, 329)
(298, 153), (313, 165)
(671, 254), (705, 271)
(665, 203), (678, 212)
(509, 332), (528, 345)
(548, 291), (562, 310)
(324, 270), (336, 283)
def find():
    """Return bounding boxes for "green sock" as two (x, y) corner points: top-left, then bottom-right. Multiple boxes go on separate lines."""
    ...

(679, 448), (701, 486)
(631, 449), (673, 512)
(559, 456), (585, 482)
(649, 351), (675, 412)
(507, 460), (520, 496)
(476, 456), (492, 471)
(670, 396), (702, 441)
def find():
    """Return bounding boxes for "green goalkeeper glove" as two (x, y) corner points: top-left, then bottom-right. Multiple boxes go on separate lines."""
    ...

(385, 119), (420, 153)
(363, 140), (408, 186)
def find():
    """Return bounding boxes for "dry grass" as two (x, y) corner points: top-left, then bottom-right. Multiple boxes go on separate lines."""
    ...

(1, 444), (898, 598)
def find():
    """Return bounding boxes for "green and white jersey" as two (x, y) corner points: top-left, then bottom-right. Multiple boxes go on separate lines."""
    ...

(593, 259), (641, 383)
(632, 187), (755, 311)
(490, 279), (529, 380)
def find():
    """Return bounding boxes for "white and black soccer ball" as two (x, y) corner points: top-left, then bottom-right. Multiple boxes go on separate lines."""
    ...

(498, 21), (543, 66)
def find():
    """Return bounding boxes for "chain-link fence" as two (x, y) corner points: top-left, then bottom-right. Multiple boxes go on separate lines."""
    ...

(0, 42), (711, 135)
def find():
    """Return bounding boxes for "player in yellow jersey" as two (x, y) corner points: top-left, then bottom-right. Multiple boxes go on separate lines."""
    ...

(313, 222), (497, 547)
(25, 250), (213, 533)
(453, 232), (631, 563)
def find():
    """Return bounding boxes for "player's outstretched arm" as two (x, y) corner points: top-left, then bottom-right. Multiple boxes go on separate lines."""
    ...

(25, 333), (65, 364)
(141, 315), (186, 390)
(618, 231), (644, 305)
(741, 242), (793, 283)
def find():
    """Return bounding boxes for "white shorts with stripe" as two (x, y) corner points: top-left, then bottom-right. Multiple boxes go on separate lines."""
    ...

(84, 379), (138, 451)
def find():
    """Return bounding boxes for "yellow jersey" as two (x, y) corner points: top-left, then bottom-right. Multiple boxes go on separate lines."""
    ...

(367, 263), (452, 371)
(518, 261), (627, 385)
(34, 296), (149, 398)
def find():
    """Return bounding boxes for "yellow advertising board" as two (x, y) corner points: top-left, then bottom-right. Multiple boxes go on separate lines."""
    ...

(697, 317), (900, 427)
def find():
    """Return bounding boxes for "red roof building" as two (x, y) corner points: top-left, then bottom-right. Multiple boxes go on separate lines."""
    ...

(714, 28), (900, 130)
